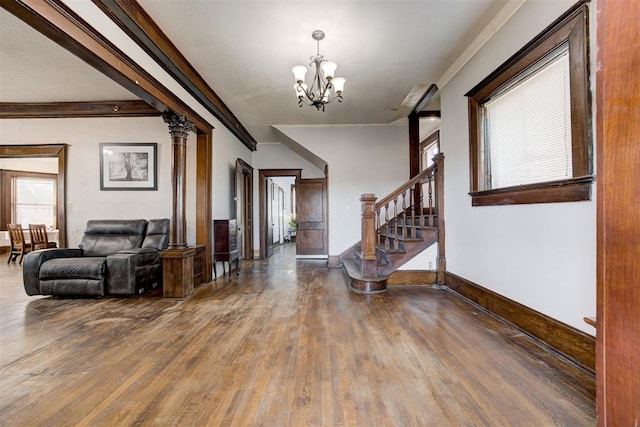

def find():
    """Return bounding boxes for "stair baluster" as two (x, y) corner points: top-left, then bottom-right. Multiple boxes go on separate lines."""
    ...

(342, 154), (445, 293)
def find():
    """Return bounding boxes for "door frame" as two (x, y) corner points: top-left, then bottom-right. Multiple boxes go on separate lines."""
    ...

(235, 158), (254, 260)
(258, 169), (301, 259)
(0, 144), (67, 248)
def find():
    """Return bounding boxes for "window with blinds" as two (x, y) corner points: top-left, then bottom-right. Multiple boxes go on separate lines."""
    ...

(12, 176), (57, 228)
(465, 3), (592, 206)
(482, 47), (572, 190)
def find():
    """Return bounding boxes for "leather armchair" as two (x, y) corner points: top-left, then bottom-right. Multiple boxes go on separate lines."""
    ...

(23, 219), (169, 297)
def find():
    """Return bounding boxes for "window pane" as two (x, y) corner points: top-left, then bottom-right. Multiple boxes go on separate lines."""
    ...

(14, 177), (56, 227)
(483, 49), (572, 190)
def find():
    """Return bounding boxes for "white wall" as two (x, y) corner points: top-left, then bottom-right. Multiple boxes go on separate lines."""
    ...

(0, 157), (58, 174)
(275, 125), (409, 255)
(211, 123), (253, 222)
(0, 117), (196, 246)
(440, 0), (596, 334)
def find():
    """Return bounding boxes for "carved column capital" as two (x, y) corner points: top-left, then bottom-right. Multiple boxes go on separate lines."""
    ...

(162, 112), (195, 139)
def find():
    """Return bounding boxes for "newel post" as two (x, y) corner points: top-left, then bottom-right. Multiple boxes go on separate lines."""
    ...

(434, 153), (446, 284)
(360, 194), (378, 277)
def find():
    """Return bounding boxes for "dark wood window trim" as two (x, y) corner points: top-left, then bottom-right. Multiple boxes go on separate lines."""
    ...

(420, 130), (440, 170)
(1, 169), (58, 228)
(465, 1), (592, 206)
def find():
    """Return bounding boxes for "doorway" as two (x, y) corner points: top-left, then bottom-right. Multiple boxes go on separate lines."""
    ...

(0, 145), (67, 247)
(259, 169), (300, 259)
(258, 169), (328, 259)
(235, 158), (253, 260)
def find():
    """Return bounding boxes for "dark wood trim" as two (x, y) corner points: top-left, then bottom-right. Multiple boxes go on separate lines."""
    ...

(196, 131), (212, 283)
(258, 169), (301, 259)
(0, 170), (57, 233)
(466, 1), (589, 99)
(408, 113), (420, 179)
(595, 0), (640, 423)
(409, 85), (439, 179)
(235, 158), (254, 260)
(0, 100), (160, 119)
(0, 144), (67, 247)
(91, 0), (257, 151)
(466, 2), (592, 203)
(1, 0), (213, 132)
(410, 83), (438, 116)
(446, 272), (595, 375)
(434, 154), (446, 285)
(387, 270), (436, 286)
(470, 176), (594, 206)
(420, 130), (440, 151)
(420, 130), (440, 170)
(417, 110), (441, 119)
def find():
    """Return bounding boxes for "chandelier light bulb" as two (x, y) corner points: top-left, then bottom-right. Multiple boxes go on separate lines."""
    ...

(320, 61), (337, 80)
(332, 77), (346, 94)
(291, 65), (307, 83)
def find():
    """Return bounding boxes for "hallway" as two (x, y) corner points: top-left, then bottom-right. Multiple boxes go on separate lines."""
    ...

(0, 246), (595, 425)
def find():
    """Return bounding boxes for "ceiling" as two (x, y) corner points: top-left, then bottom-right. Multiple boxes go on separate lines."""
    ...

(0, 0), (509, 141)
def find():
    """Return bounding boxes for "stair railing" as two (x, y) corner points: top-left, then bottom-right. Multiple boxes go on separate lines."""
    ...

(360, 153), (445, 281)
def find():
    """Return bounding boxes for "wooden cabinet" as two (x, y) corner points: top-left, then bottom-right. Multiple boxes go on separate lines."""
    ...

(213, 219), (239, 280)
(192, 244), (206, 287)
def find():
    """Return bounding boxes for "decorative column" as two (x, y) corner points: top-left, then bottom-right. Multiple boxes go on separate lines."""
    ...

(161, 112), (196, 299)
(163, 112), (195, 248)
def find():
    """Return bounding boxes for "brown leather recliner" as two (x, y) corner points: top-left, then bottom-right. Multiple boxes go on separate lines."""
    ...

(23, 219), (169, 297)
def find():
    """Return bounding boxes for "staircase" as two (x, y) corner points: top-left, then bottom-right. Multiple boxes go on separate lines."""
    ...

(340, 154), (445, 293)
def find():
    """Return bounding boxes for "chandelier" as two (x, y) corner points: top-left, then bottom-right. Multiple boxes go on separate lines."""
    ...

(292, 30), (346, 111)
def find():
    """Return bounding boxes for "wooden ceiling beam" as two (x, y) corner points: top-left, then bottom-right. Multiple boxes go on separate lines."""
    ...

(93, 0), (258, 151)
(0, 100), (161, 119)
(1, 0), (212, 132)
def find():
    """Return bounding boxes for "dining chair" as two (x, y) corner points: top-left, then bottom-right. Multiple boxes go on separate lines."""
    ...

(29, 224), (57, 251)
(7, 224), (31, 265)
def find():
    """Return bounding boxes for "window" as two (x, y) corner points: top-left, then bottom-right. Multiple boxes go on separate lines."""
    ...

(9, 173), (57, 228)
(466, 3), (592, 206)
(420, 130), (440, 170)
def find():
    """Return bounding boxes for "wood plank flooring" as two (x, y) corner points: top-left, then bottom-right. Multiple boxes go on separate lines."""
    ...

(0, 244), (595, 426)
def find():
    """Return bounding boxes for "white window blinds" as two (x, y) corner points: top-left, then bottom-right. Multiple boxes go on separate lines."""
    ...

(483, 48), (572, 190)
(13, 177), (56, 227)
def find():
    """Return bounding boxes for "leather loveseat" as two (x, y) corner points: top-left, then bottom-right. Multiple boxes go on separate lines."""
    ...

(23, 219), (170, 297)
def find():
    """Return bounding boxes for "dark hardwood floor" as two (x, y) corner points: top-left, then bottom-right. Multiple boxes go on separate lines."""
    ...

(0, 244), (595, 425)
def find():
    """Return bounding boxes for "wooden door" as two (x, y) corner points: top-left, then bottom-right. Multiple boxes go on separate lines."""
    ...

(235, 159), (253, 260)
(266, 178), (274, 258)
(595, 0), (640, 423)
(296, 178), (328, 256)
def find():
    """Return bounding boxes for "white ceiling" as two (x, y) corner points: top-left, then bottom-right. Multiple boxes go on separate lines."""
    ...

(0, 8), (136, 103)
(1, 0), (508, 140)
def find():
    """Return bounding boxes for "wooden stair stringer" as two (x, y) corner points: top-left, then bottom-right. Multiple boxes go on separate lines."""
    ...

(377, 228), (438, 276)
(340, 227), (438, 293)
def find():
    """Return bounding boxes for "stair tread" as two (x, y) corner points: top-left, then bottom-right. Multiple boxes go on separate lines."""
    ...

(342, 258), (388, 281)
(378, 233), (423, 242)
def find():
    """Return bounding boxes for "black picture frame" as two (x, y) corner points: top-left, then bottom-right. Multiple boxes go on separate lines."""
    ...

(100, 142), (157, 191)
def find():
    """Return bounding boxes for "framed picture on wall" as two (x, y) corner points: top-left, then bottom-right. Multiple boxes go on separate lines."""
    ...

(100, 143), (157, 191)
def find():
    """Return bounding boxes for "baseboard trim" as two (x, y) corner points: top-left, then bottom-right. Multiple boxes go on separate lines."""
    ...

(387, 270), (436, 286)
(326, 255), (342, 268)
(445, 272), (595, 374)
